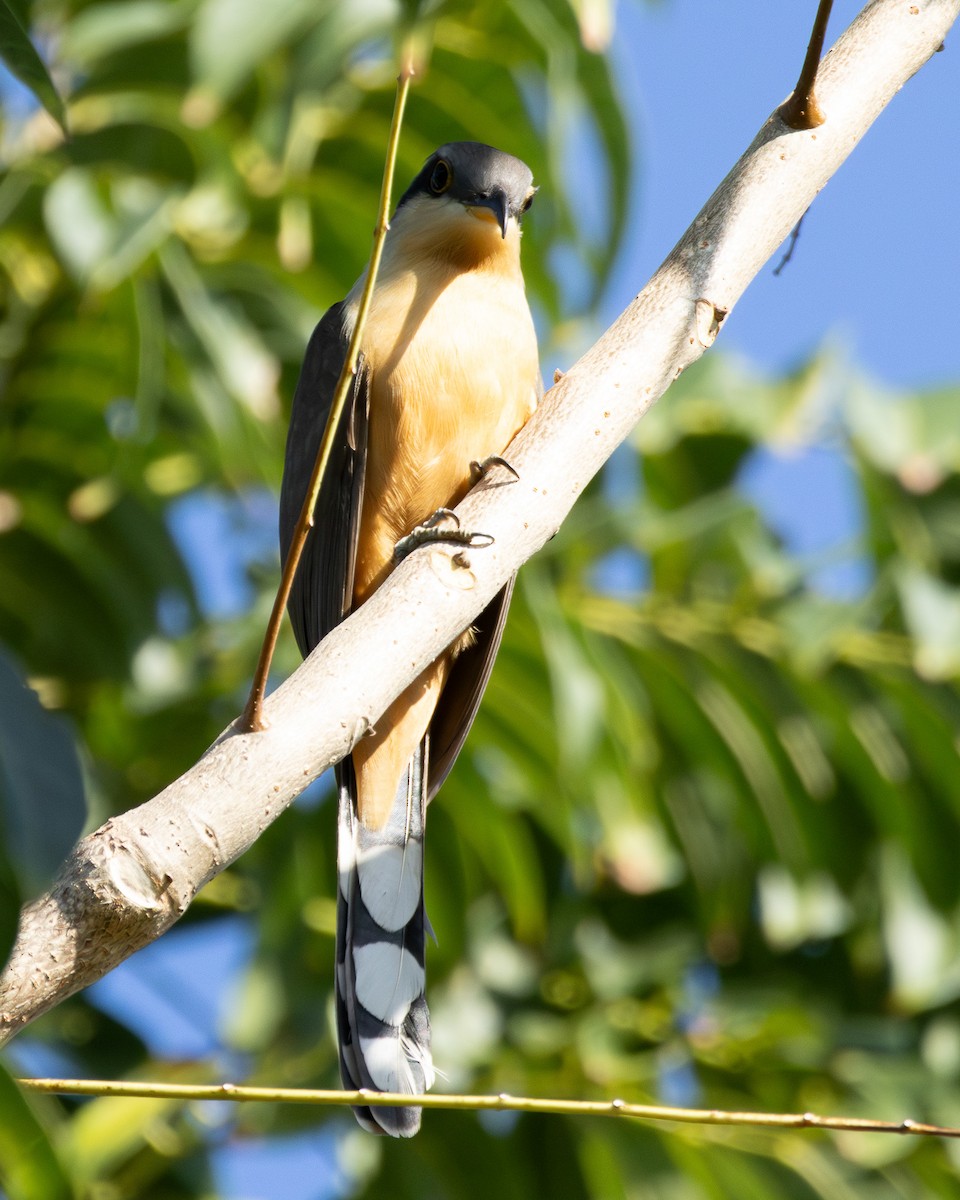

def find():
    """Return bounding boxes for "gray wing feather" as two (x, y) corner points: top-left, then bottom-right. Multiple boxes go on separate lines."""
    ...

(427, 579), (514, 799)
(279, 301), (367, 657)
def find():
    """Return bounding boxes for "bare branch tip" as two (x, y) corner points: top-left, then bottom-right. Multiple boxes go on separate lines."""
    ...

(397, 40), (417, 84)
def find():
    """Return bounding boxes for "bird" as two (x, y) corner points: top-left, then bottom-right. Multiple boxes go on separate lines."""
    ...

(279, 142), (541, 1137)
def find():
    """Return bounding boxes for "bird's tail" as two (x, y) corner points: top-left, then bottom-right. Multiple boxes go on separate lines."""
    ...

(335, 743), (434, 1138)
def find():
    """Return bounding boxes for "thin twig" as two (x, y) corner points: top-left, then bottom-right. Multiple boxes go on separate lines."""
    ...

(773, 210), (808, 275)
(239, 50), (416, 732)
(780, 0), (834, 129)
(16, 1078), (960, 1139)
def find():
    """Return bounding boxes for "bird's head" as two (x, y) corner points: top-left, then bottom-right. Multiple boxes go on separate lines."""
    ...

(393, 141), (537, 264)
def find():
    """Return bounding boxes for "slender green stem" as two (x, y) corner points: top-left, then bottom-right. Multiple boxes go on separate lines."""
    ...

(16, 1077), (960, 1139)
(240, 49), (416, 732)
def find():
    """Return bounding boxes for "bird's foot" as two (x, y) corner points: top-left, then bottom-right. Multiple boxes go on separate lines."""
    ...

(469, 455), (519, 484)
(394, 509), (495, 562)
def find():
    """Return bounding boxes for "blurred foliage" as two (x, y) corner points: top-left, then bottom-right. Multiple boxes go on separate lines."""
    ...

(2, 1), (960, 1198)
(0, 0), (65, 129)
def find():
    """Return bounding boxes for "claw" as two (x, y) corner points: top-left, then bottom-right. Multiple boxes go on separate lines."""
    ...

(423, 507), (460, 530)
(395, 508), (495, 562)
(470, 455), (519, 484)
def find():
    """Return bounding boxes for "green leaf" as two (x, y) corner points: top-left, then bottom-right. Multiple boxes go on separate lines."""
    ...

(63, 0), (193, 68)
(189, 0), (338, 103)
(895, 564), (960, 679)
(0, 1063), (71, 1200)
(0, 0), (66, 130)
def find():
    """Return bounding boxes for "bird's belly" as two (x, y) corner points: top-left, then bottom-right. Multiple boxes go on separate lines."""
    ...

(354, 273), (537, 603)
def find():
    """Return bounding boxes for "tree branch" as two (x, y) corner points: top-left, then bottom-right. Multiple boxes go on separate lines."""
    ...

(2, 0), (957, 1047)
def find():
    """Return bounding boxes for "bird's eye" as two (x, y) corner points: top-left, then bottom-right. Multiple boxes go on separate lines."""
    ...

(429, 159), (452, 194)
(520, 187), (537, 215)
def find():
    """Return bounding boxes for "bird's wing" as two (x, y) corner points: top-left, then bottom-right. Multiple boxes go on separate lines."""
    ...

(427, 580), (514, 800)
(279, 301), (368, 657)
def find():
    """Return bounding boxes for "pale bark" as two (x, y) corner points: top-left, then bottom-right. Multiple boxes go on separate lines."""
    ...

(2, 0), (957, 1046)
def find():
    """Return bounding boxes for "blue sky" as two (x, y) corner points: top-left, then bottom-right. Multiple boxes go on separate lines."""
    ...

(609, 0), (960, 389)
(598, 0), (960, 600)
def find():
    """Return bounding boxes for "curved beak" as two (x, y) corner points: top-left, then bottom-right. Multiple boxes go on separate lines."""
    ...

(466, 188), (510, 239)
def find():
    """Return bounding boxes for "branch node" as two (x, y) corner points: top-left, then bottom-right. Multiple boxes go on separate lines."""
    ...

(694, 299), (726, 348)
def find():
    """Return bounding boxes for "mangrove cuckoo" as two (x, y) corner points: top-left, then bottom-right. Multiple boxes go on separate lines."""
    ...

(279, 142), (540, 1137)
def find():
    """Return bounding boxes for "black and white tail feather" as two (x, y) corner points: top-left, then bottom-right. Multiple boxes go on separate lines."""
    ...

(335, 741), (434, 1137)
